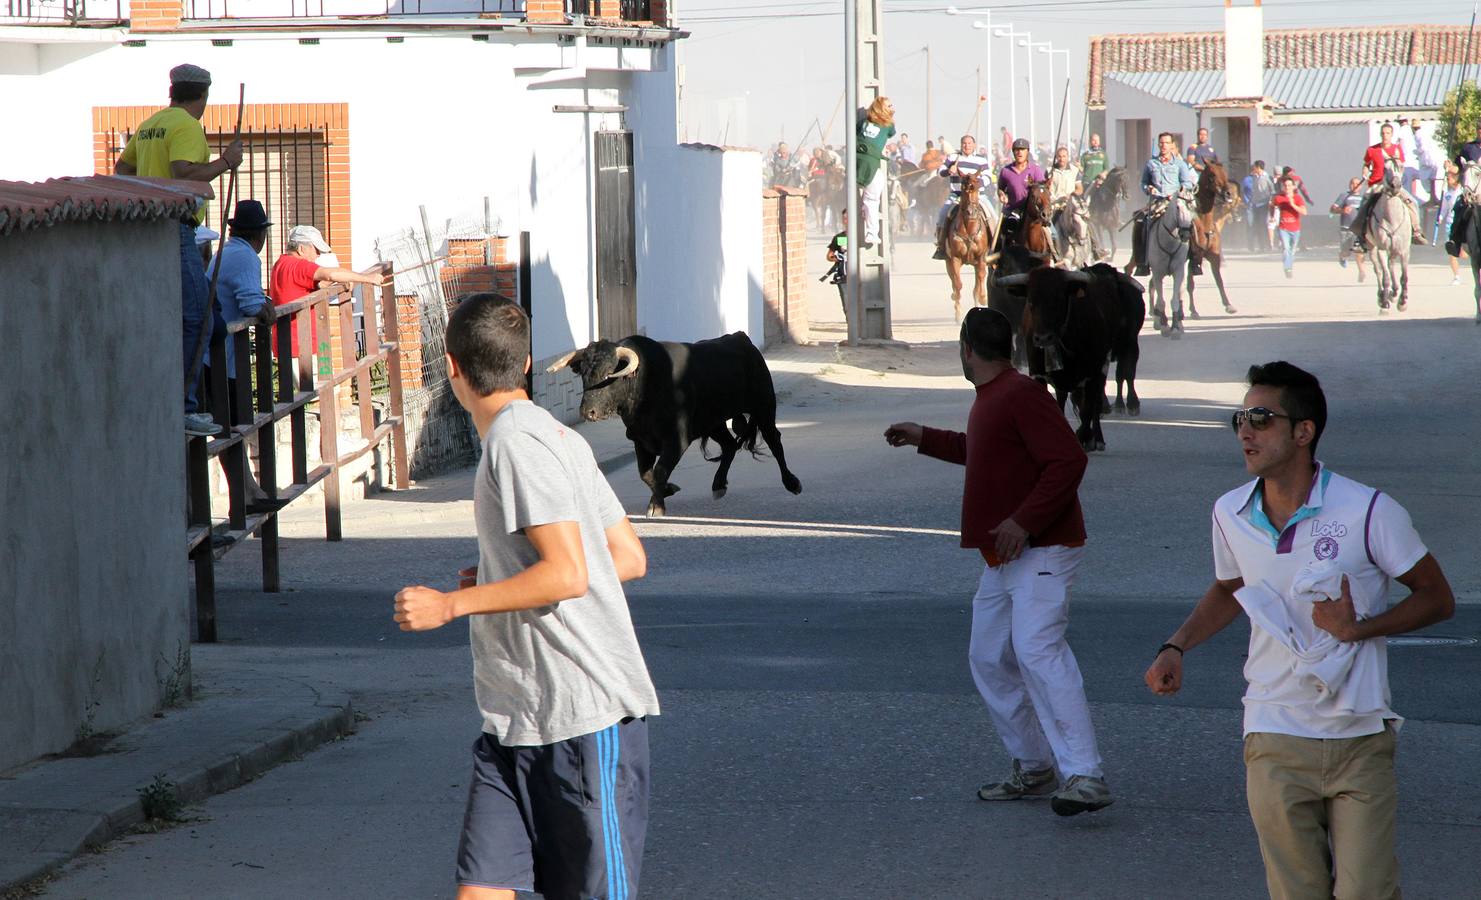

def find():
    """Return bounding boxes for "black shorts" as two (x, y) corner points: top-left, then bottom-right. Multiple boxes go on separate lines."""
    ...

(456, 717), (649, 900)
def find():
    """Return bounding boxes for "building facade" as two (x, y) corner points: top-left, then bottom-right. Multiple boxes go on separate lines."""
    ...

(1, 0), (767, 422)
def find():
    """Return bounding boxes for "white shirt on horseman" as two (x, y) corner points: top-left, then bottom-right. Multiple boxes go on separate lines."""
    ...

(1211, 462), (1428, 739)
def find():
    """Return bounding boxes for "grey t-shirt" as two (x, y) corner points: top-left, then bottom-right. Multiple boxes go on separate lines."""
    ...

(470, 400), (659, 746)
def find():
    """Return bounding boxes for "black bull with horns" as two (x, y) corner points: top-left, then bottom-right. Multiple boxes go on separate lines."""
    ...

(547, 333), (802, 516)
(995, 264), (1146, 452)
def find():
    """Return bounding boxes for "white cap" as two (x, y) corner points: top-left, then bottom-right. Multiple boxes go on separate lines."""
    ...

(194, 225), (220, 245)
(286, 224), (332, 253)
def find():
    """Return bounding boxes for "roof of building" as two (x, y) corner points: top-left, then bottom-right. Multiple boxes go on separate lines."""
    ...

(1088, 24), (1481, 106)
(0, 175), (212, 236)
(1106, 64), (1459, 113)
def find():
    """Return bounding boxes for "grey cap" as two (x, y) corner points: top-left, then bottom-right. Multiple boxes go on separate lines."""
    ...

(169, 64), (212, 86)
(1011, 138), (1030, 150)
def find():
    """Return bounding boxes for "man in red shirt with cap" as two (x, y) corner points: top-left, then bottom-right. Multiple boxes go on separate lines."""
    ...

(884, 306), (1111, 818)
(1350, 122), (1426, 250)
(269, 224), (388, 360)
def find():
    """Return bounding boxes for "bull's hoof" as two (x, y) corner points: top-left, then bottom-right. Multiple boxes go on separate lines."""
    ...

(1093, 439), (1106, 452)
(712, 487), (727, 500)
(1102, 396), (1113, 414)
(1113, 399), (1127, 415)
(646, 502), (666, 517)
(783, 474), (803, 495)
(1128, 400), (1142, 417)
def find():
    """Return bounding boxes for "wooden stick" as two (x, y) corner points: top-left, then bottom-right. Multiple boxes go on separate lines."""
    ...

(186, 84), (245, 417)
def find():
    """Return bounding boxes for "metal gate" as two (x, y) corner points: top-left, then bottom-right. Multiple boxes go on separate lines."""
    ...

(594, 130), (638, 340)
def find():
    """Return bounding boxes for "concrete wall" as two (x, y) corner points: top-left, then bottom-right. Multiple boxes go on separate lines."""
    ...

(631, 143), (763, 345)
(0, 219), (187, 772)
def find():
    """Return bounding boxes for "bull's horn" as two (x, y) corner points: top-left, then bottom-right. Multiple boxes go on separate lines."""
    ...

(995, 274), (1030, 286)
(545, 349), (582, 373)
(1063, 270), (1093, 285)
(611, 345), (642, 378)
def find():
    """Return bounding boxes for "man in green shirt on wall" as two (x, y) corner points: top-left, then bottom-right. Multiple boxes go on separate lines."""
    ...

(115, 63), (243, 437)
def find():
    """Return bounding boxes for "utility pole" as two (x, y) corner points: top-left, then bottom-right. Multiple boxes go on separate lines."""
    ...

(844, 0), (892, 343)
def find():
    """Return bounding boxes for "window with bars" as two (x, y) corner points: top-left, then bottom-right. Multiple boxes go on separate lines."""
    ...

(105, 126), (331, 284)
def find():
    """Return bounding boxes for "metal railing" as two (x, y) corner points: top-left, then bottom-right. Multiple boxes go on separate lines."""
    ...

(187, 267), (409, 643)
(184, 0), (526, 19)
(0, 0), (123, 22)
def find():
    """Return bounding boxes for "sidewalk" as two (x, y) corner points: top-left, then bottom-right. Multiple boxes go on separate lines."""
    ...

(0, 649), (353, 893)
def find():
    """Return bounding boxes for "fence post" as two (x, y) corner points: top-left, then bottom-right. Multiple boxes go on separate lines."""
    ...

(255, 322), (281, 592)
(317, 293), (342, 541)
(380, 271), (411, 489)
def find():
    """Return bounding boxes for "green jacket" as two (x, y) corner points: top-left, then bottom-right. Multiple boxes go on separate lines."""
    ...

(1080, 148), (1108, 183)
(856, 118), (896, 186)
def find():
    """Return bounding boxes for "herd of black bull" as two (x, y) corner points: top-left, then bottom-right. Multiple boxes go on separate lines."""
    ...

(546, 265), (1144, 515)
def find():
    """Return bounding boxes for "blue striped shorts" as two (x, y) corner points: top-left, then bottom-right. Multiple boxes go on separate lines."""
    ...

(456, 718), (649, 900)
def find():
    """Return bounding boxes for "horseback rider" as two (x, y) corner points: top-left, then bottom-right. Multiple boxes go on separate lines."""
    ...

(1131, 132), (1197, 276)
(1349, 122), (1428, 251)
(932, 133), (992, 260)
(1188, 127), (1219, 171)
(1444, 120), (1481, 258)
(996, 137), (1047, 246)
(1048, 146), (1081, 210)
(1080, 133), (1108, 187)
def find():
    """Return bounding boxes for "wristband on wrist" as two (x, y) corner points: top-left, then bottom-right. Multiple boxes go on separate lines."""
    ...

(1157, 642), (1184, 657)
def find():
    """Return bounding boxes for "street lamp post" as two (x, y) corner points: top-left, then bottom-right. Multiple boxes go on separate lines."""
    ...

(1022, 39), (1052, 155)
(1041, 46), (1072, 147)
(971, 17), (993, 146)
(996, 26), (1029, 148)
(949, 7), (993, 147)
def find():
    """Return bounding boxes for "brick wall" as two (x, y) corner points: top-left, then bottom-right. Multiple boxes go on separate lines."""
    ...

(129, 0), (183, 31)
(760, 186), (809, 346)
(526, 0), (566, 23)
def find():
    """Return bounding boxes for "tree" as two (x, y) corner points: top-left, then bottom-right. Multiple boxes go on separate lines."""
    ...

(1437, 81), (1481, 160)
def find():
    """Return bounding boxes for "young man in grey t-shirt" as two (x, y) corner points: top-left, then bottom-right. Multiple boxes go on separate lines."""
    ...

(393, 293), (658, 900)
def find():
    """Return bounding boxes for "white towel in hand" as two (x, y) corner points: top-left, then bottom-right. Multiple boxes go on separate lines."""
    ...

(1291, 559), (1344, 604)
(1234, 579), (1386, 717)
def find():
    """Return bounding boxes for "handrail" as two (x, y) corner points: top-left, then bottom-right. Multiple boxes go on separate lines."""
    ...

(187, 263), (409, 643)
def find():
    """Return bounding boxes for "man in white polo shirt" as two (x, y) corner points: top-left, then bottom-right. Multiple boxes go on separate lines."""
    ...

(1144, 361), (1455, 900)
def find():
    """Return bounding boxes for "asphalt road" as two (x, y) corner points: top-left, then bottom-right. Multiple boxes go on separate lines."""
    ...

(39, 238), (1481, 899)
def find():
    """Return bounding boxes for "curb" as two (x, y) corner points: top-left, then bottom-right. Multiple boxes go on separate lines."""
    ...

(0, 694), (354, 893)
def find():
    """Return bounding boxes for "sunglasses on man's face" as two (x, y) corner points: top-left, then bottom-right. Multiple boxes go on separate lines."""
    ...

(1230, 406), (1293, 433)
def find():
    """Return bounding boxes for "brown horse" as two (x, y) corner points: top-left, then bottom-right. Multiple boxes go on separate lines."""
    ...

(1021, 180), (1056, 261)
(807, 159), (846, 233)
(944, 173), (999, 321)
(1187, 162), (1240, 316)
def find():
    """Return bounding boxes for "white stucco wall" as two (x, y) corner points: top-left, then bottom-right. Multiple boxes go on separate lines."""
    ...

(1103, 79), (1198, 173)
(1251, 121), (1372, 243)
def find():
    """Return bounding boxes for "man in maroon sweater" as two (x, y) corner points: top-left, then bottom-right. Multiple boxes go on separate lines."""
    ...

(885, 307), (1112, 816)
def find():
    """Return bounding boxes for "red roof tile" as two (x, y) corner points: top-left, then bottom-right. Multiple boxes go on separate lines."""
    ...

(1088, 24), (1481, 107)
(0, 175), (213, 236)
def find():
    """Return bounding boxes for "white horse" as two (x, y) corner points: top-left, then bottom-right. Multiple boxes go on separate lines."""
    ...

(1145, 187), (1196, 338)
(1366, 163), (1412, 313)
(1053, 193), (1093, 269)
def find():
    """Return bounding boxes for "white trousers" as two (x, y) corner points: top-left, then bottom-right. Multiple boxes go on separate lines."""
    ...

(859, 168), (886, 243)
(968, 544), (1104, 778)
